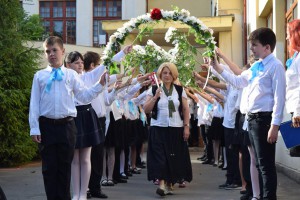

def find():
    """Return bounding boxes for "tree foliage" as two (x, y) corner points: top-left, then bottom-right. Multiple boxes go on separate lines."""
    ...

(0, 0), (44, 167)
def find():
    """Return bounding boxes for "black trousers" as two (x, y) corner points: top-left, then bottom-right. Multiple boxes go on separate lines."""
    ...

(200, 124), (208, 156)
(188, 114), (199, 146)
(224, 127), (241, 185)
(39, 118), (76, 200)
(89, 117), (106, 192)
(248, 112), (277, 200)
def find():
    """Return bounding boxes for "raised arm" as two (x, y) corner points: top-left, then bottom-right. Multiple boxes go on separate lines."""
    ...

(204, 86), (224, 101)
(216, 48), (243, 75)
(194, 71), (227, 90)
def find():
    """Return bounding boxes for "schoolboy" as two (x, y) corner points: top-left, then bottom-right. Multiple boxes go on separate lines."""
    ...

(211, 28), (286, 200)
(29, 36), (107, 200)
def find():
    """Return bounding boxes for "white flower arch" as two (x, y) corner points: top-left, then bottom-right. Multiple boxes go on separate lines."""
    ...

(102, 8), (216, 72)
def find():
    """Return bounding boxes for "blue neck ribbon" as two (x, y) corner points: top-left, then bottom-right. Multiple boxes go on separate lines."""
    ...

(115, 100), (121, 109)
(45, 67), (64, 93)
(206, 103), (213, 112)
(140, 112), (146, 126)
(128, 101), (136, 115)
(249, 61), (263, 82)
(286, 51), (298, 69)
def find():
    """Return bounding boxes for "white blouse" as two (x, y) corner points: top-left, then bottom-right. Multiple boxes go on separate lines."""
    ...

(147, 85), (187, 127)
(286, 54), (300, 116)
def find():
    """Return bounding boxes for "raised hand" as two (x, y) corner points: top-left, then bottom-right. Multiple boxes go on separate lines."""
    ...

(99, 71), (109, 86)
(123, 45), (133, 54)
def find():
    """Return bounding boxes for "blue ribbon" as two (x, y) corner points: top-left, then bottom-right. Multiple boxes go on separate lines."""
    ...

(45, 67), (64, 93)
(206, 103), (213, 112)
(128, 101), (136, 115)
(249, 61), (263, 82)
(115, 100), (120, 109)
(140, 112), (146, 126)
(286, 52), (298, 69)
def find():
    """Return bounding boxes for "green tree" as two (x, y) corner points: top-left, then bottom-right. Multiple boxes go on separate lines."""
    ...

(0, 0), (44, 167)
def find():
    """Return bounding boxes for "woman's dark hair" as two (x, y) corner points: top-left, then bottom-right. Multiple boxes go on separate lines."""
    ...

(64, 51), (83, 66)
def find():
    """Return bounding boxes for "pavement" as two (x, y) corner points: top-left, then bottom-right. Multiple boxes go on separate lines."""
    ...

(1, 148), (300, 200)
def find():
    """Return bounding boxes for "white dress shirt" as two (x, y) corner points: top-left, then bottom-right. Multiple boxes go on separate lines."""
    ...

(29, 65), (103, 135)
(222, 84), (239, 129)
(147, 85), (188, 127)
(111, 82), (142, 121)
(213, 99), (224, 118)
(286, 53), (300, 116)
(220, 53), (286, 126)
(132, 91), (147, 106)
(196, 94), (208, 126)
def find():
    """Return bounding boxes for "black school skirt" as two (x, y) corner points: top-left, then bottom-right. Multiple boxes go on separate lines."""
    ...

(208, 117), (224, 140)
(105, 112), (127, 149)
(147, 126), (193, 184)
(74, 104), (101, 149)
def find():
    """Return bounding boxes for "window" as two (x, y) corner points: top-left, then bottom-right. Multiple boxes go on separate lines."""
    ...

(93, 0), (122, 46)
(93, 20), (107, 46)
(53, 2), (63, 18)
(94, 0), (107, 17)
(108, 0), (121, 17)
(39, 1), (76, 44)
(93, 0), (121, 17)
(66, 1), (76, 17)
(66, 21), (76, 44)
(40, 2), (50, 18)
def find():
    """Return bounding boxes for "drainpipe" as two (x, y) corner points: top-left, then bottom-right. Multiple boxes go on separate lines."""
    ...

(146, 0), (148, 13)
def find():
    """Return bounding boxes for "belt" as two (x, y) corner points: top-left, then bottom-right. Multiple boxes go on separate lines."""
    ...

(248, 111), (272, 118)
(39, 116), (73, 125)
(76, 104), (92, 111)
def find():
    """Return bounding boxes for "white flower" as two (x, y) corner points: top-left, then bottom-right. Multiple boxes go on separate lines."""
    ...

(165, 27), (177, 43)
(133, 45), (146, 55)
(109, 35), (116, 43)
(157, 55), (162, 60)
(180, 9), (190, 17)
(147, 40), (156, 46)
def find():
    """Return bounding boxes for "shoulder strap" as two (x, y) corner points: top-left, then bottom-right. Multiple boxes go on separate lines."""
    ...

(173, 84), (184, 120)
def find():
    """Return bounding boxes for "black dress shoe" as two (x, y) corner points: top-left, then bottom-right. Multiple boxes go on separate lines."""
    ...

(202, 159), (213, 164)
(87, 190), (92, 199)
(115, 178), (127, 183)
(90, 190), (108, 199)
(200, 156), (207, 161)
(120, 172), (128, 179)
(240, 193), (252, 200)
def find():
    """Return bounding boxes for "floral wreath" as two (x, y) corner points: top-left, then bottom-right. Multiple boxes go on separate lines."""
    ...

(102, 7), (216, 74)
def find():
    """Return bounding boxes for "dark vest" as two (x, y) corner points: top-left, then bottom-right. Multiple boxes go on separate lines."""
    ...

(151, 84), (183, 120)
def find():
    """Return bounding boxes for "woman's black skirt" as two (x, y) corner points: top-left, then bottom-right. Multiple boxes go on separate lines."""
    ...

(208, 117), (224, 140)
(74, 104), (101, 149)
(147, 126), (193, 184)
(105, 112), (127, 149)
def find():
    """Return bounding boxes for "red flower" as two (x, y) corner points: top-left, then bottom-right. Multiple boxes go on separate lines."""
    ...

(151, 8), (162, 20)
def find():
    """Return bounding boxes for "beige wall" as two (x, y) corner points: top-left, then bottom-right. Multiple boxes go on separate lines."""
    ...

(148, 0), (212, 17)
(218, 0), (244, 66)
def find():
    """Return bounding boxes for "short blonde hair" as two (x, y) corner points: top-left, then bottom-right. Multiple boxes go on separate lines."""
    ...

(156, 62), (179, 83)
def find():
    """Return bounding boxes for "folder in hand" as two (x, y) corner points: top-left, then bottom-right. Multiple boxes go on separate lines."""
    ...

(280, 120), (300, 148)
